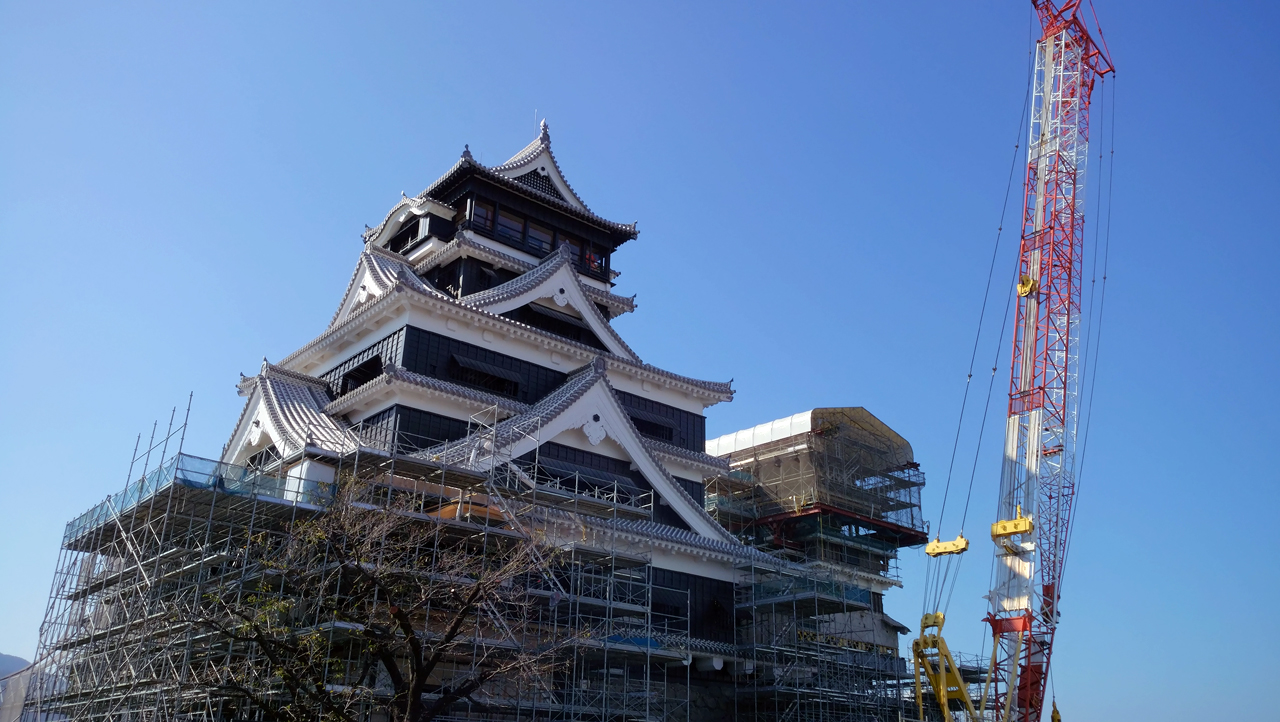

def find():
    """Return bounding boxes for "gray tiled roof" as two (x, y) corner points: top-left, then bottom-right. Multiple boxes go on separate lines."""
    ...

(459, 245), (642, 362)
(363, 125), (637, 245)
(462, 243), (573, 307)
(488, 120), (589, 211)
(329, 244), (446, 328)
(641, 438), (731, 474)
(324, 364), (530, 418)
(416, 357), (737, 543)
(281, 273), (730, 401)
(413, 234), (637, 316)
(599, 518), (792, 569)
(422, 358), (606, 466)
(605, 390), (738, 544)
(362, 194), (454, 247)
(230, 362), (359, 459)
(608, 359), (735, 399)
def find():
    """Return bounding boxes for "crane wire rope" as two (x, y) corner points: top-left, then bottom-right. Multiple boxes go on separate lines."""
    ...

(923, 22), (1036, 618)
(945, 269), (1018, 615)
(1061, 73), (1117, 582)
(962, 39), (1116, 720)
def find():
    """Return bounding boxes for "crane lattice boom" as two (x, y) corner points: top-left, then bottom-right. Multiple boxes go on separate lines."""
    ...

(986, 2), (1112, 720)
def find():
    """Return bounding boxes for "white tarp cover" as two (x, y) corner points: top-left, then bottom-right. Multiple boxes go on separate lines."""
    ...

(705, 410), (816, 457)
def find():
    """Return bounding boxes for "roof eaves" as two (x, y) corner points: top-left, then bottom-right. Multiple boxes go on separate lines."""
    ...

(363, 164), (466, 243)
(459, 244), (641, 362)
(420, 158), (637, 239)
(642, 439), (731, 474)
(324, 366), (531, 418)
(416, 235), (636, 316)
(282, 281), (731, 402)
(223, 383), (259, 461)
(598, 518), (796, 570)
(605, 357), (734, 401)
(279, 284), (410, 369)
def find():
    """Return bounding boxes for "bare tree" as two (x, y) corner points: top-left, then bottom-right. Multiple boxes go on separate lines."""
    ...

(173, 476), (568, 722)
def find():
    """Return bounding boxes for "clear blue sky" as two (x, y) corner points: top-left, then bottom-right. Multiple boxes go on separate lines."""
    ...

(1, 2), (1276, 719)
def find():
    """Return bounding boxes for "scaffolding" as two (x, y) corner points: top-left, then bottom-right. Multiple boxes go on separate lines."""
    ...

(23, 406), (928, 722)
(707, 409), (926, 560)
(705, 408), (929, 722)
(21, 406), (692, 722)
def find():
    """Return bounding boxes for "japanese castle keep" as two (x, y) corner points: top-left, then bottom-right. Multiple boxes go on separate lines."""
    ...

(21, 124), (928, 722)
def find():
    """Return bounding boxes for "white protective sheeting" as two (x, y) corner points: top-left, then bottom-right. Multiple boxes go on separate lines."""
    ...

(705, 410), (816, 458)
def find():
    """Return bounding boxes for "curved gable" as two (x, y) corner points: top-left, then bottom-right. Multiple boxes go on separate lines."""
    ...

(423, 360), (732, 542)
(223, 362), (357, 465)
(461, 244), (640, 361)
(489, 120), (588, 212)
(330, 245), (444, 329)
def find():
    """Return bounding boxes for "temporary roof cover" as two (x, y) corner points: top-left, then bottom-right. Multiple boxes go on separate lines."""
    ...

(705, 407), (913, 462)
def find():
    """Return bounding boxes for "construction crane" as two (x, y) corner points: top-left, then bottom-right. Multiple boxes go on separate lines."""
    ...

(915, 2), (1113, 721)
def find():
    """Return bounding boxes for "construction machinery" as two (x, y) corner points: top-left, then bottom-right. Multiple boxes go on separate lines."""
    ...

(915, 1), (1113, 720)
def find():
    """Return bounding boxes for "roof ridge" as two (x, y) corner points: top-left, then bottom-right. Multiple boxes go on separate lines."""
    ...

(261, 360), (330, 391)
(417, 156), (636, 236)
(413, 233), (533, 275)
(486, 121), (592, 213)
(489, 121), (549, 173)
(362, 173), (463, 244)
(596, 373), (737, 544)
(365, 241), (412, 264)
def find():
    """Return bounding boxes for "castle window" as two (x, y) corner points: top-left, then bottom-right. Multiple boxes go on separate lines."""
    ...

(584, 243), (608, 274)
(472, 199), (494, 230)
(496, 210), (525, 245)
(527, 222), (553, 254)
(449, 354), (522, 398)
(387, 218), (420, 254)
(340, 356), (383, 395)
(627, 407), (677, 443)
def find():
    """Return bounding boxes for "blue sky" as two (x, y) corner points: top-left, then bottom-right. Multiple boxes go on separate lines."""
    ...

(1, 2), (1276, 718)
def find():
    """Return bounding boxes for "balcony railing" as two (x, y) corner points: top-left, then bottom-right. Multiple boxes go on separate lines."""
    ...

(460, 220), (613, 284)
(63, 454), (335, 544)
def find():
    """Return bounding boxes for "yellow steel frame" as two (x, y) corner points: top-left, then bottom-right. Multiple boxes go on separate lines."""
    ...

(913, 613), (979, 722)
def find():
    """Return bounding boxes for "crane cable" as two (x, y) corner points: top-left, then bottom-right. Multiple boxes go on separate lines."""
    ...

(923, 23), (1036, 618)
(1062, 73), (1117, 586)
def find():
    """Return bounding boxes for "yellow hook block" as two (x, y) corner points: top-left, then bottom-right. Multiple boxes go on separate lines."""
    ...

(991, 504), (1034, 539)
(925, 534), (970, 557)
(1017, 275), (1040, 297)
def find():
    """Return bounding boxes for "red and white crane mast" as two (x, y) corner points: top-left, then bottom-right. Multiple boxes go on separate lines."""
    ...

(987, 2), (1112, 720)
